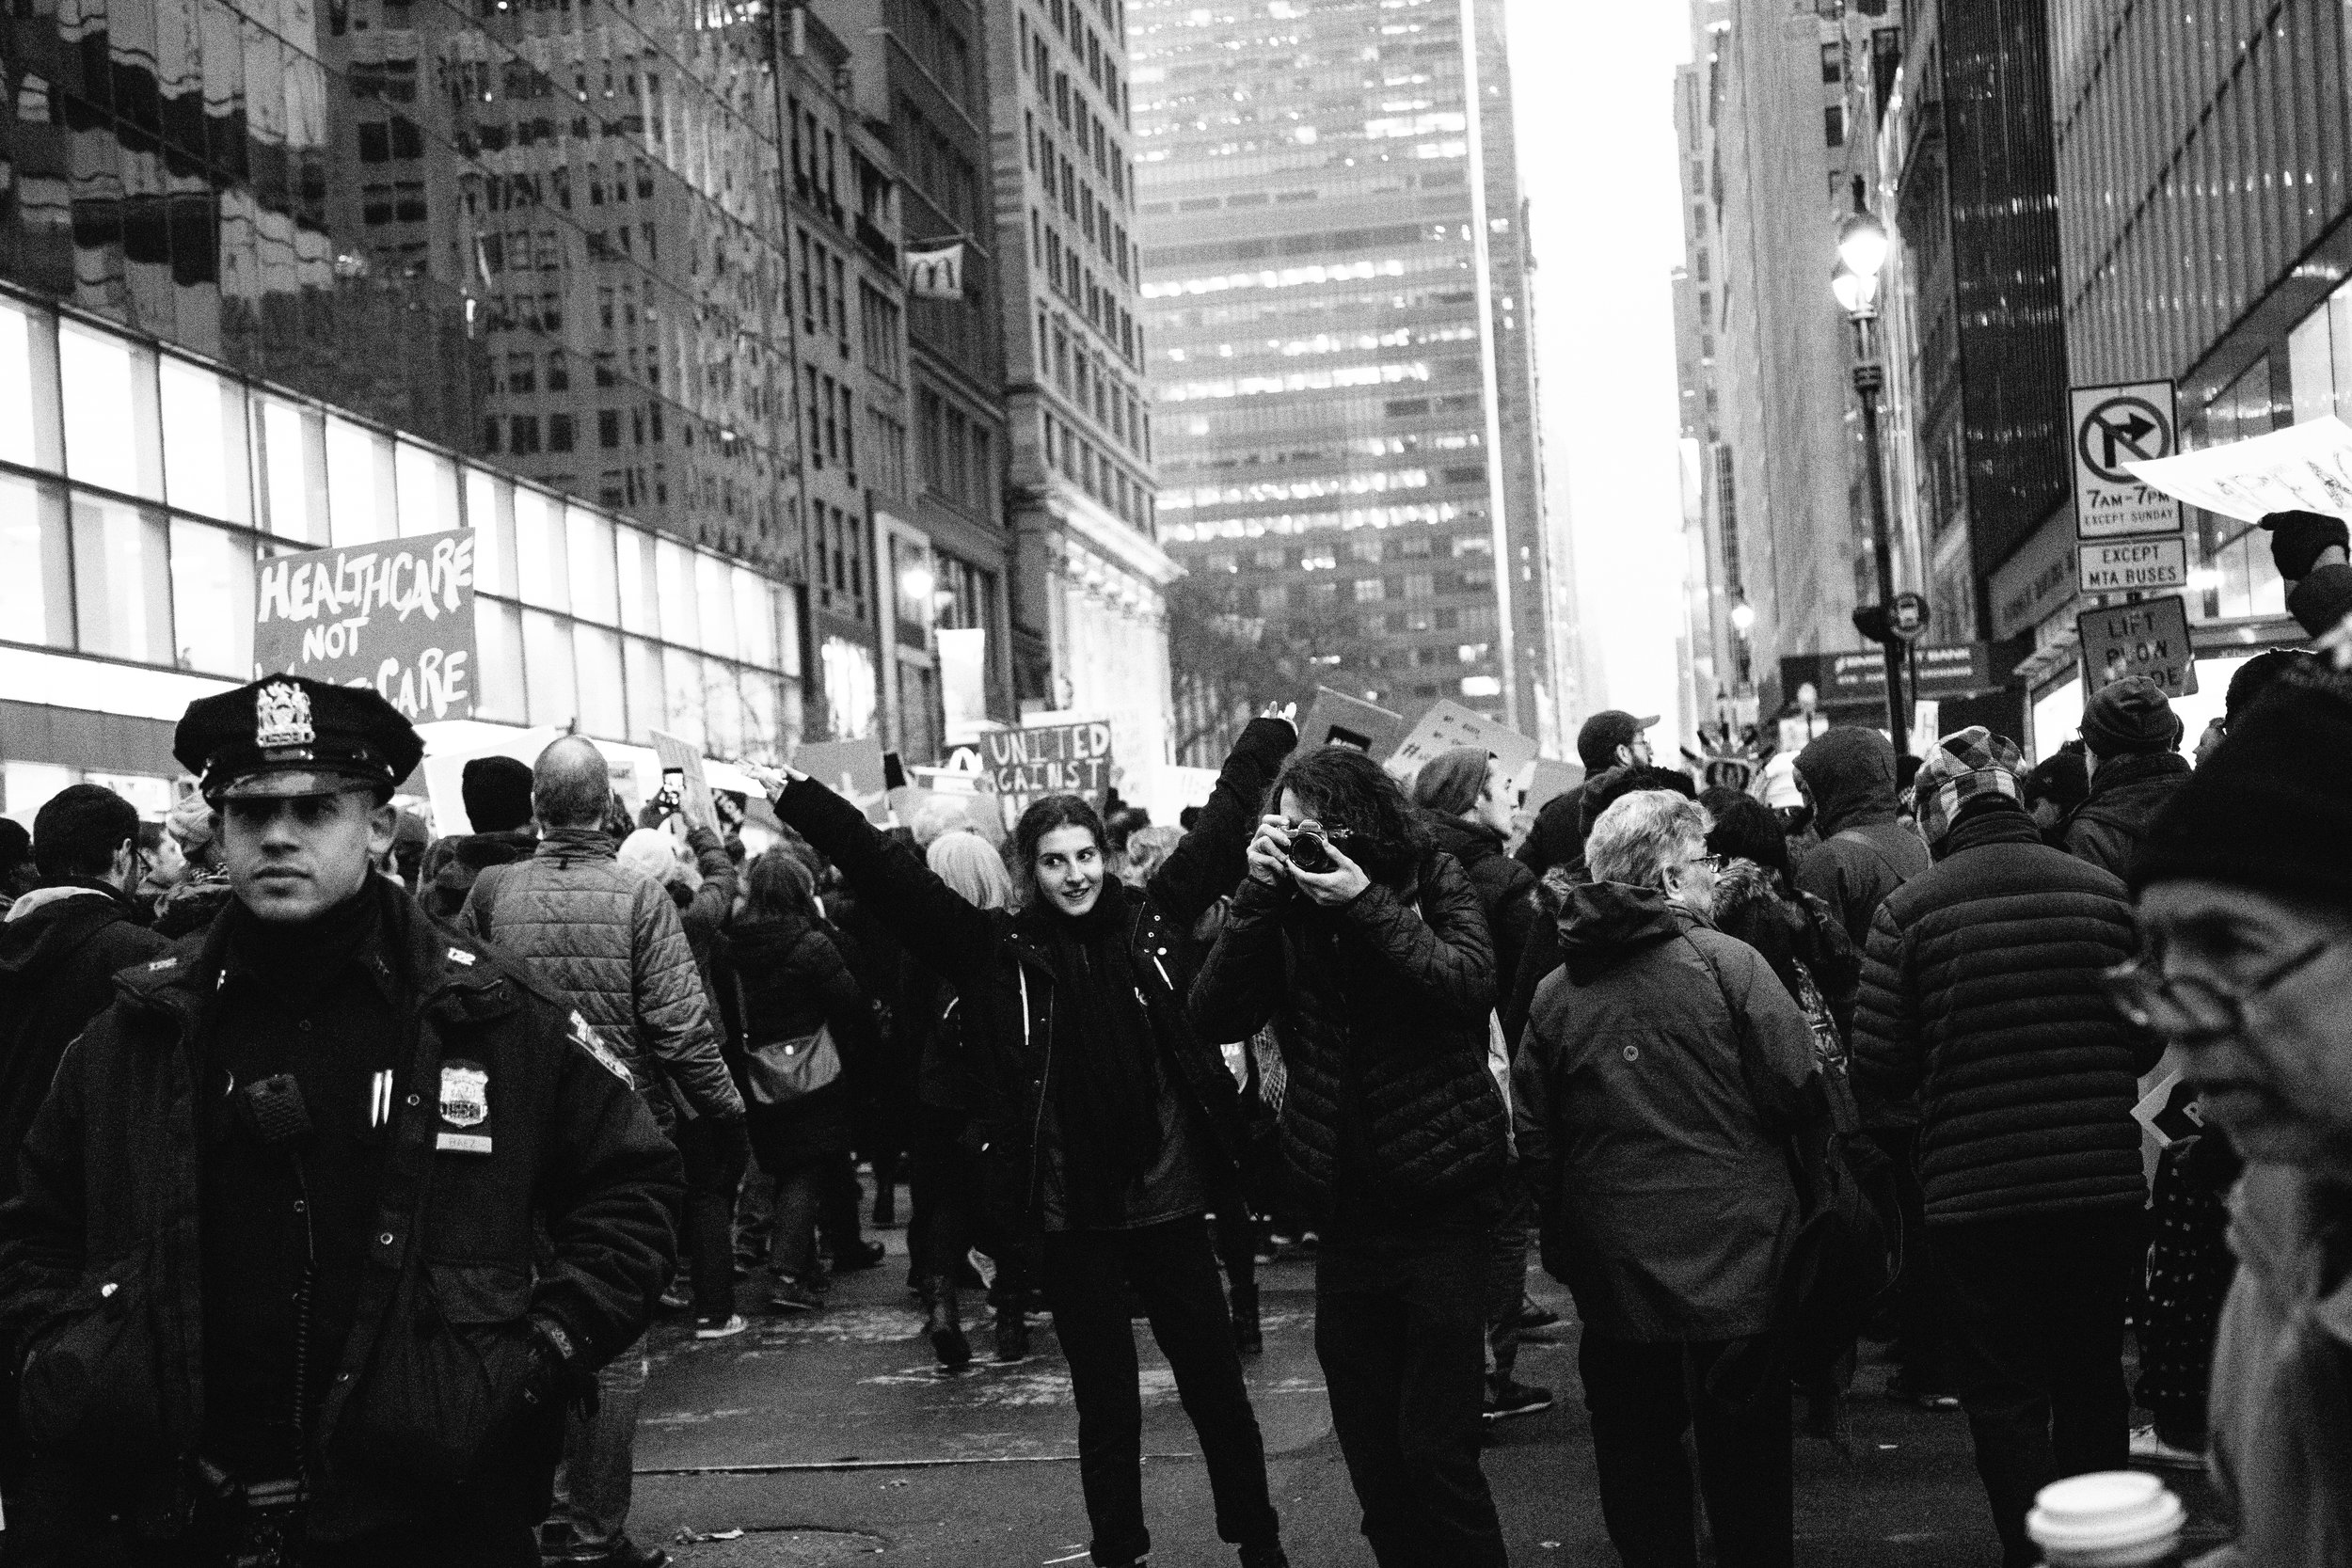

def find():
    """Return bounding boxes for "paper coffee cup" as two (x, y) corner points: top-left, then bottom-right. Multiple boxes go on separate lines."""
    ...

(2026, 1471), (2185, 1567)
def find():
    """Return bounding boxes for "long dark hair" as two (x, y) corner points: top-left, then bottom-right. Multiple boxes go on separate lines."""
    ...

(743, 849), (818, 924)
(1270, 745), (1429, 889)
(1010, 794), (1106, 911)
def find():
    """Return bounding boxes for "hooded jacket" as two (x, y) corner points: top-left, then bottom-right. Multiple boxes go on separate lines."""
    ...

(419, 828), (539, 923)
(729, 910), (873, 1135)
(1512, 882), (1820, 1341)
(1792, 728), (1929, 951)
(0, 884), (170, 1208)
(2060, 750), (2191, 881)
(460, 828), (741, 1129)
(1851, 805), (2156, 1225)
(1424, 812), (1538, 988)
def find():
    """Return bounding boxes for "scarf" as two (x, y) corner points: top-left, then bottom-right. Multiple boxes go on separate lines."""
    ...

(1030, 889), (1162, 1222)
(220, 878), (385, 1011)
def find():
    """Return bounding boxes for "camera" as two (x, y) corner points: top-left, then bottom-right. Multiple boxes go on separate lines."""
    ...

(1287, 819), (1341, 875)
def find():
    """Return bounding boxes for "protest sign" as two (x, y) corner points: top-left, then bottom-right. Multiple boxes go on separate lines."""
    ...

(650, 729), (716, 830)
(1385, 701), (1539, 783)
(977, 720), (1116, 808)
(253, 529), (476, 721)
(1524, 758), (1583, 814)
(2077, 594), (2199, 698)
(2123, 415), (2352, 522)
(1297, 688), (1406, 756)
(793, 736), (891, 824)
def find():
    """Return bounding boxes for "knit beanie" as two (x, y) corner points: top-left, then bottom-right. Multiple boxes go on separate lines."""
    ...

(462, 754), (535, 833)
(2080, 676), (2183, 757)
(167, 789), (217, 852)
(1912, 726), (2026, 847)
(2132, 680), (2352, 901)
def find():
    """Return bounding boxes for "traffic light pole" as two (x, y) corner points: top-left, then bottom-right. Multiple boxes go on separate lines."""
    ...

(1852, 356), (1908, 747)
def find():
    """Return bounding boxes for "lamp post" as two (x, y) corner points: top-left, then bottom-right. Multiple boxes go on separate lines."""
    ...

(1833, 208), (1907, 746)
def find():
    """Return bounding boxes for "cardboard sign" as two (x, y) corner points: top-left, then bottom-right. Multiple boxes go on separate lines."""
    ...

(2078, 536), (2188, 596)
(977, 720), (1116, 807)
(1297, 687), (1406, 756)
(2072, 382), (2185, 538)
(253, 528), (476, 721)
(2077, 594), (2199, 698)
(649, 729), (716, 830)
(792, 736), (891, 824)
(2132, 1069), (2207, 1151)
(1523, 758), (1583, 814)
(1386, 701), (1539, 783)
(2123, 414), (2352, 522)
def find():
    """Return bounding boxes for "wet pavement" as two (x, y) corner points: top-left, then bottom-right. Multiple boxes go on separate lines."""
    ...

(626, 1206), (2229, 1567)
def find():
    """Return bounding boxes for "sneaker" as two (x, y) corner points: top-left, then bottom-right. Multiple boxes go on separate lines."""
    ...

(831, 1239), (887, 1273)
(693, 1312), (749, 1339)
(656, 1285), (691, 1312)
(768, 1280), (822, 1314)
(2130, 1423), (2206, 1471)
(1483, 1381), (1554, 1420)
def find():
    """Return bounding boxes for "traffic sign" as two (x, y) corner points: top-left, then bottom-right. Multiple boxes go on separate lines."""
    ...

(1889, 592), (1931, 642)
(2077, 536), (2188, 596)
(2076, 594), (2199, 698)
(2071, 382), (2185, 540)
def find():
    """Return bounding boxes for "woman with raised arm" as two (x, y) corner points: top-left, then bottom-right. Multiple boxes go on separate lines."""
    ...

(746, 707), (1298, 1568)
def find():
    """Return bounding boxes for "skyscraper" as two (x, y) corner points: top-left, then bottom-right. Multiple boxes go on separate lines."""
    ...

(1129, 0), (1553, 758)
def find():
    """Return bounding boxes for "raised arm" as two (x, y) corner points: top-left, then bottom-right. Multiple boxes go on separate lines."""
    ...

(1146, 712), (1298, 927)
(765, 772), (994, 987)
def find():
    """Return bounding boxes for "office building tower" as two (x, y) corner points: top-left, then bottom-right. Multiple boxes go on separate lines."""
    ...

(1129, 0), (1554, 757)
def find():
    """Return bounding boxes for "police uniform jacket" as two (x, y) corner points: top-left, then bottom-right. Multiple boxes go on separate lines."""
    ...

(0, 881), (683, 1542)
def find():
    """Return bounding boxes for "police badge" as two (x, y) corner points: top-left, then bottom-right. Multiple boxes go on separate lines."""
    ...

(253, 680), (316, 752)
(436, 1059), (492, 1154)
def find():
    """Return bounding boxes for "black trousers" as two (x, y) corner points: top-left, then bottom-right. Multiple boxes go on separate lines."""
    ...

(1313, 1221), (1507, 1568)
(909, 1108), (1030, 1301)
(1866, 1124), (1946, 1387)
(1931, 1214), (2137, 1568)
(1577, 1331), (1792, 1568)
(676, 1117), (750, 1320)
(1040, 1217), (1280, 1566)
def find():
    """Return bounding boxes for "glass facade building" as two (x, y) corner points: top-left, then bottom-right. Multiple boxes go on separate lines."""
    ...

(1128, 0), (1552, 752)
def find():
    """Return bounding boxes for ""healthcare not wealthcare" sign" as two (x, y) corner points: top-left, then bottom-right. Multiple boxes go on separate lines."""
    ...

(253, 528), (478, 721)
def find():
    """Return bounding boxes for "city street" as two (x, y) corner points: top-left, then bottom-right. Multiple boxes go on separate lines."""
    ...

(625, 1200), (2230, 1568)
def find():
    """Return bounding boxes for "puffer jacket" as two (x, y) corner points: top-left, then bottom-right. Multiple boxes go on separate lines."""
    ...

(1191, 838), (1507, 1219)
(1792, 726), (1929, 950)
(459, 827), (740, 1128)
(1512, 881), (1820, 1340)
(0, 879), (680, 1544)
(1851, 804), (2156, 1225)
(1426, 813), (1537, 990)
(2194, 1164), (2352, 1567)
(772, 715), (1296, 1245)
(2060, 750), (2191, 880)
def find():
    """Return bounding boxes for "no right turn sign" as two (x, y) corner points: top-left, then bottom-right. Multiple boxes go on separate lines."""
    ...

(2072, 382), (2185, 540)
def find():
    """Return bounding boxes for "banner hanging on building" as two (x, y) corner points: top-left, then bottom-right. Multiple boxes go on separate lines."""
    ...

(904, 243), (966, 300)
(253, 529), (477, 722)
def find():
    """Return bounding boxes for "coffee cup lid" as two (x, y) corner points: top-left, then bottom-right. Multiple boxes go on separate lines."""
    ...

(2026, 1472), (2185, 1560)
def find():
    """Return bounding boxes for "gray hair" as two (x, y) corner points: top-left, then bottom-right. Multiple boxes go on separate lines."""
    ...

(532, 736), (612, 830)
(1586, 790), (1707, 891)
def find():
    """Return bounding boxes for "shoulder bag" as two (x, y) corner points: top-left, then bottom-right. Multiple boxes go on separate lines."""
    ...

(739, 933), (846, 1107)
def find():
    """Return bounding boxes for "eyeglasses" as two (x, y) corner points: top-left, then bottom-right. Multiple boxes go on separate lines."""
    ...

(2102, 939), (2330, 1039)
(1685, 853), (1728, 875)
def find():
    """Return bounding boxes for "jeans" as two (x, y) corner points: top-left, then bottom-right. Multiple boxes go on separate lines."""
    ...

(1040, 1217), (1281, 1566)
(1866, 1125), (1946, 1389)
(1484, 1188), (1534, 1398)
(678, 1117), (751, 1320)
(1931, 1214), (2137, 1568)
(547, 1338), (649, 1556)
(748, 1101), (862, 1283)
(1314, 1218), (1508, 1568)
(1578, 1331), (1792, 1568)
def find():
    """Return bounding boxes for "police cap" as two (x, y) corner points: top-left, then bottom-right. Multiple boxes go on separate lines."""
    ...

(175, 676), (424, 803)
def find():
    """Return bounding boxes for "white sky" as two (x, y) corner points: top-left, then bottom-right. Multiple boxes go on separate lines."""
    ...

(1501, 1), (1693, 736)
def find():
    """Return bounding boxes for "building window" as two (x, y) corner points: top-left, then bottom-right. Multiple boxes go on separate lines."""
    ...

(598, 409), (620, 449)
(1821, 41), (1842, 83)
(1823, 105), (1845, 147)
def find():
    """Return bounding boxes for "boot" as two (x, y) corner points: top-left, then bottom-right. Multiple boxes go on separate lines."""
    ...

(923, 1276), (971, 1371)
(994, 1298), (1031, 1364)
(1231, 1282), (1263, 1355)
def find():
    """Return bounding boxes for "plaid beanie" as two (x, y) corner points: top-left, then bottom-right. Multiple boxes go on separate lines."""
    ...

(2133, 679), (2352, 901)
(166, 789), (217, 852)
(2080, 676), (2182, 757)
(1913, 725), (2026, 847)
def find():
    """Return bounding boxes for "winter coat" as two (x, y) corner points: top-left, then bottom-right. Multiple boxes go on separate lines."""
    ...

(1511, 882), (1820, 1341)
(772, 715), (1296, 1243)
(0, 885), (171, 1210)
(2195, 1164), (2352, 1568)
(729, 911), (874, 1127)
(1512, 780), (1589, 882)
(419, 828), (539, 922)
(2060, 751), (2192, 881)
(1191, 838), (1508, 1219)
(1426, 813), (1538, 990)
(460, 827), (741, 1128)
(1792, 728), (1929, 951)
(1851, 805), (2156, 1226)
(1707, 862), (1862, 1037)
(0, 879), (680, 1541)
(151, 867), (235, 941)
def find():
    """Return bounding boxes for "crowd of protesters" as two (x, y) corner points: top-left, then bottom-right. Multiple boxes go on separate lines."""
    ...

(2, 513), (2351, 1565)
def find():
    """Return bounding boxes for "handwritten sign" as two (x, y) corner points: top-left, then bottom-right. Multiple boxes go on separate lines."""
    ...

(979, 720), (1116, 807)
(1386, 700), (1538, 783)
(1297, 688), (1406, 756)
(792, 736), (891, 825)
(2124, 415), (2352, 522)
(2077, 594), (2199, 698)
(253, 529), (476, 721)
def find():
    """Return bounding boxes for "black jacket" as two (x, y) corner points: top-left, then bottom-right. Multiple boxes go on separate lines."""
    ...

(1426, 814), (1537, 991)
(418, 828), (539, 923)
(1852, 805), (2157, 1226)
(2061, 751), (2191, 881)
(0, 885), (170, 1209)
(1192, 843), (1507, 1219)
(0, 881), (681, 1542)
(729, 911), (873, 1119)
(772, 716), (1296, 1243)
(1792, 728), (1929, 951)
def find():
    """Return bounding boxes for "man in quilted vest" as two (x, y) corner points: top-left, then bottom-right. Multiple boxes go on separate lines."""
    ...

(1853, 728), (2158, 1568)
(461, 736), (741, 1568)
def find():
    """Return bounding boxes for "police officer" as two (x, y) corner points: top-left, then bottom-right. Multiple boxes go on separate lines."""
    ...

(0, 675), (683, 1567)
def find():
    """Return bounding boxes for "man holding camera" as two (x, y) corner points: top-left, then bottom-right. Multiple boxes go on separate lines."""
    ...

(0, 675), (681, 1566)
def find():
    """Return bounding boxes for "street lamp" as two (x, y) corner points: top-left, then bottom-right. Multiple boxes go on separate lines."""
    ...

(1729, 599), (1756, 635)
(1834, 206), (1907, 745)
(899, 562), (937, 612)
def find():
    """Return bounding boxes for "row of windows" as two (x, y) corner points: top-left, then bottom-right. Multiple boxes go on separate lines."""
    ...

(1038, 308), (1149, 461)
(1044, 412), (1150, 529)
(1198, 531), (1490, 569)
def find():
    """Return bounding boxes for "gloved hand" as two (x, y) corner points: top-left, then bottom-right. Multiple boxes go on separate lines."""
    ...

(2260, 510), (2350, 582)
